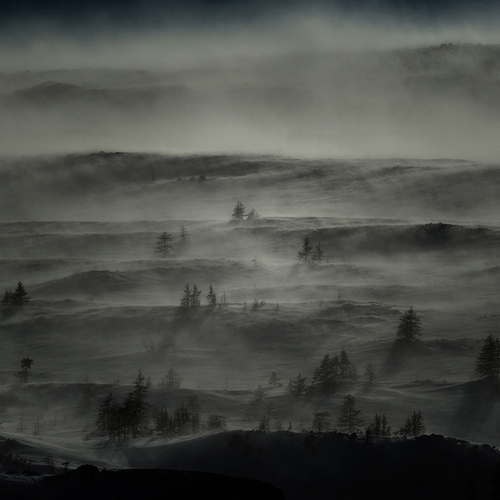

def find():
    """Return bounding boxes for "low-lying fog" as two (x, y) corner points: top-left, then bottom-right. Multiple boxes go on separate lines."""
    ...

(2, 6), (500, 160)
(1, 4), (500, 492)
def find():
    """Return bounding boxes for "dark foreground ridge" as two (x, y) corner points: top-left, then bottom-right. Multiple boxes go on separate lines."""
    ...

(0, 465), (286, 500)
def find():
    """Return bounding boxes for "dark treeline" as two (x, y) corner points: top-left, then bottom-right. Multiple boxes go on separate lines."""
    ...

(96, 370), (226, 441)
(1, 282), (30, 307)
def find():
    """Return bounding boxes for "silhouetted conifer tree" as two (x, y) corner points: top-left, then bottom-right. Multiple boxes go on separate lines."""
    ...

(187, 395), (202, 434)
(396, 307), (422, 343)
(298, 236), (313, 263)
(231, 201), (245, 219)
(154, 406), (171, 437)
(268, 371), (282, 387)
(207, 414), (226, 431)
(190, 285), (201, 307)
(313, 411), (331, 432)
(180, 285), (190, 308)
(311, 351), (357, 394)
(1, 289), (13, 305)
(311, 354), (339, 394)
(367, 413), (391, 437)
(339, 350), (357, 384)
(174, 403), (191, 434)
(476, 334), (500, 382)
(253, 384), (268, 402)
(160, 368), (181, 388)
(156, 232), (173, 257)
(337, 394), (364, 433)
(246, 208), (259, 219)
(13, 282), (30, 306)
(285, 373), (308, 398)
(19, 357), (33, 383)
(311, 242), (324, 263)
(400, 410), (425, 437)
(206, 284), (217, 308)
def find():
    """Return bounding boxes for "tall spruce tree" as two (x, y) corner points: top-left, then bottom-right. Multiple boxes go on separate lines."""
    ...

(206, 284), (217, 308)
(311, 242), (324, 263)
(180, 285), (190, 308)
(19, 357), (33, 383)
(285, 373), (308, 398)
(337, 394), (363, 433)
(127, 368), (151, 439)
(231, 201), (246, 219)
(190, 285), (201, 307)
(311, 354), (339, 394)
(396, 307), (422, 343)
(367, 413), (391, 438)
(400, 410), (425, 437)
(12, 282), (30, 306)
(476, 334), (500, 382)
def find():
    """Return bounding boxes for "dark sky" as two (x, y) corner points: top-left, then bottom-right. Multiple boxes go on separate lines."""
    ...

(0, 0), (494, 29)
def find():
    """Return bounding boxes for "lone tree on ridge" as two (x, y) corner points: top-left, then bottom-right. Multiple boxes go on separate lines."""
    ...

(232, 201), (246, 220)
(396, 307), (422, 343)
(156, 232), (173, 257)
(476, 333), (500, 383)
(19, 357), (33, 383)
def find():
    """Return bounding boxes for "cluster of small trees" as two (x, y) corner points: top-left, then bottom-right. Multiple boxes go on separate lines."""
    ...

(180, 284), (202, 308)
(231, 201), (259, 220)
(1, 282), (30, 307)
(96, 370), (226, 441)
(298, 236), (323, 263)
(180, 284), (227, 308)
(312, 394), (425, 438)
(155, 226), (188, 257)
(285, 350), (360, 397)
(159, 368), (182, 389)
(96, 369), (152, 440)
(311, 351), (358, 394)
